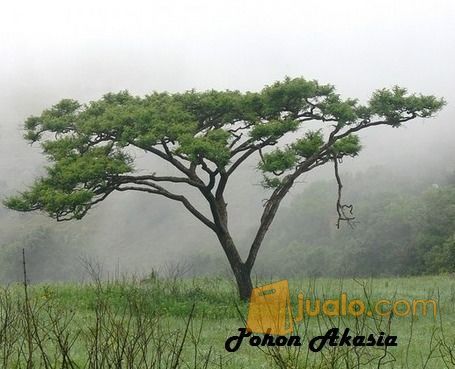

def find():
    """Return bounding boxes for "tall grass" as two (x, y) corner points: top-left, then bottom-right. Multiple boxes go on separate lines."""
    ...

(0, 271), (454, 368)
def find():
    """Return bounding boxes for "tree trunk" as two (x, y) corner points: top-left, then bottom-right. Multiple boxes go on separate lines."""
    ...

(233, 264), (253, 301)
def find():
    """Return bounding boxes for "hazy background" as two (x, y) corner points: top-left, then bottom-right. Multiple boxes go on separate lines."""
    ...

(0, 0), (454, 281)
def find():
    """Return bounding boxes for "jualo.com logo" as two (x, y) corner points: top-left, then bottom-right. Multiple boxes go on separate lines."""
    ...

(225, 280), (437, 352)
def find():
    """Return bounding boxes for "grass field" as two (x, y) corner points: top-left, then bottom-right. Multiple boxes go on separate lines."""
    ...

(1, 275), (454, 368)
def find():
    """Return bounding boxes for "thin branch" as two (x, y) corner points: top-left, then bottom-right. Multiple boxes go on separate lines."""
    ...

(118, 174), (203, 188)
(116, 184), (216, 231)
(333, 157), (355, 229)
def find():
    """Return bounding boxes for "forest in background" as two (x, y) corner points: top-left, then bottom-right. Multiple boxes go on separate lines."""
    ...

(1, 163), (454, 282)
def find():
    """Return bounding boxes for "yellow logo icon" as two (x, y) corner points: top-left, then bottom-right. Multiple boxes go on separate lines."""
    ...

(246, 280), (293, 335)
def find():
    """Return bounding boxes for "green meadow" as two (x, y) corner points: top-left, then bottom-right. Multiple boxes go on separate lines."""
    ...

(1, 275), (454, 368)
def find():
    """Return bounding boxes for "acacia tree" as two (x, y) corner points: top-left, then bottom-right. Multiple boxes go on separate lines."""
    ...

(5, 77), (444, 300)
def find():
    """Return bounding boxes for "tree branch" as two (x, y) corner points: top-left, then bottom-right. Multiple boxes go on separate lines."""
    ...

(118, 174), (203, 188)
(333, 157), (355, 228)
(116, 184), (216, 231)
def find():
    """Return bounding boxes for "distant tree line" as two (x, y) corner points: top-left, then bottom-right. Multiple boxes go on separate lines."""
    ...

(254, 168), (455, 277)
(189, 167), (455, 278)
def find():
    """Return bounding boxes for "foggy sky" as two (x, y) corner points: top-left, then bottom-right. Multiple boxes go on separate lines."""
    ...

(0, 0), (454, 277)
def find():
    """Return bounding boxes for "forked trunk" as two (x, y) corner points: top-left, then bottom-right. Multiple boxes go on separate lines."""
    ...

(217, 230), (253, 301)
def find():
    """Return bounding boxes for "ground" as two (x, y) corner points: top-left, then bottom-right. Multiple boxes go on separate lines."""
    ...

(0, 276), (454, 368)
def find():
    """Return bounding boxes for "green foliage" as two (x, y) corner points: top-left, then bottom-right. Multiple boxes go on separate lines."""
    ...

(174, 89), (259, 126)
(177, 129), (231, 167)
(369, 87), (445, 126)
(4, 145), (132, 219)
(5, 77), (445, 222)
(424, 236), (455, 273)
(317, 95), (359, 124)
(258, 148), (297, 173)
(249, 119), (300, 140)
(331, 134), (361, 157)
(292, 130), (325, 158)
(260, 77), (335, 117)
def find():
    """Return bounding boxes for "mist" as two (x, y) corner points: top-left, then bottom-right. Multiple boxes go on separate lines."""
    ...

(0, 0), (454, 281)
